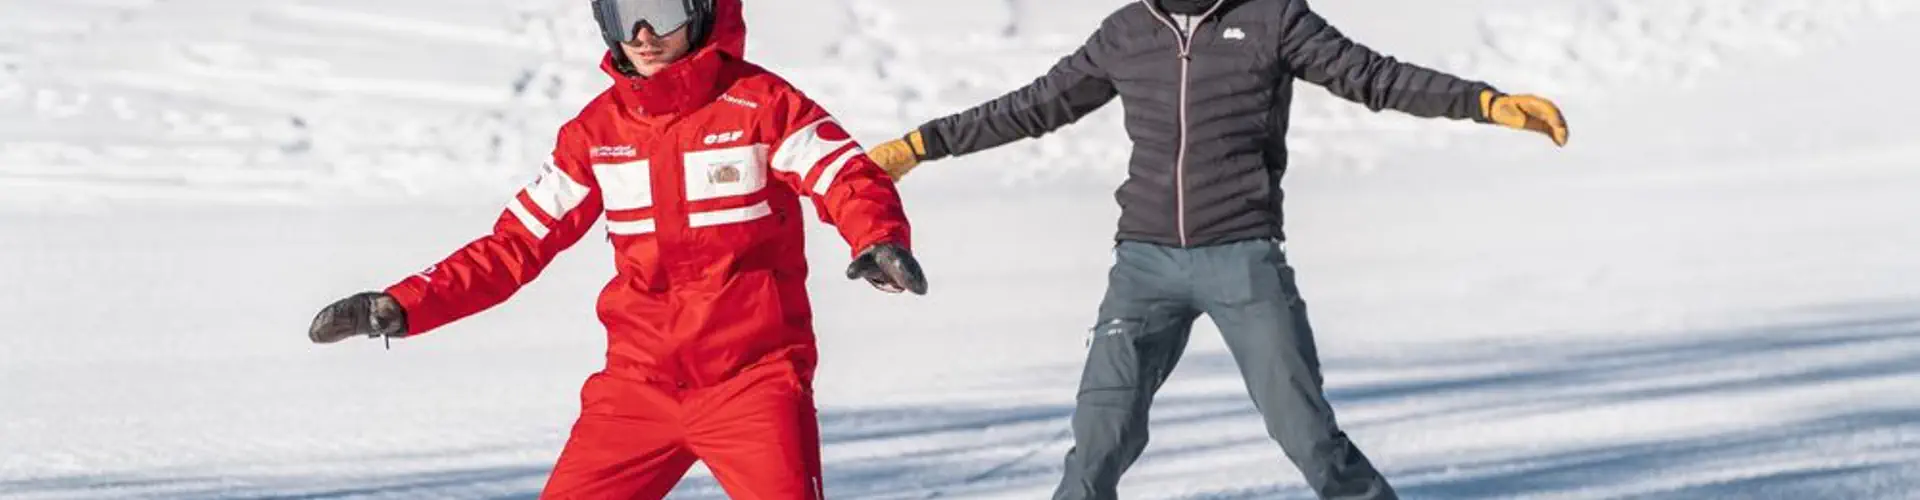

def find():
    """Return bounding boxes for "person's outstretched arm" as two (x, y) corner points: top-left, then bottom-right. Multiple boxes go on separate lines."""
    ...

(309, 122), (606, 343)
(869, 18), (1123, 179)
(1278, 0), (1569, 145)
(765, 86), (926, 295)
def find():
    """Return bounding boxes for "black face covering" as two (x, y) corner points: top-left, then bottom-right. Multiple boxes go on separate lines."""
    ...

(1156, 0), (1220, 15)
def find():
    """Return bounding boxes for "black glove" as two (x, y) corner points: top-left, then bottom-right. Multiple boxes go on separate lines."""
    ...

(845, 243), (927, 295)
(309, 292), (408, 344)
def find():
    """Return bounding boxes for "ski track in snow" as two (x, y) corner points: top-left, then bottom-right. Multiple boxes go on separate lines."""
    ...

(4, 0), (1920, 498)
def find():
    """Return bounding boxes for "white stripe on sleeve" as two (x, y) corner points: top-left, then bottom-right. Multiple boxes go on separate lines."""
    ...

(771, 118), (851, 176)
(811, 146), (863, 195)
(506, 199), (551, 239)
(524, 162), (593, 219)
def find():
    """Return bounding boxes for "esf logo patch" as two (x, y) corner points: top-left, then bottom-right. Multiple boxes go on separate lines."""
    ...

(703, 130), (745, 145)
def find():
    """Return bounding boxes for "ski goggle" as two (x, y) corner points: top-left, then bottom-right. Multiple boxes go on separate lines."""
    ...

(593, 0), (694, 43)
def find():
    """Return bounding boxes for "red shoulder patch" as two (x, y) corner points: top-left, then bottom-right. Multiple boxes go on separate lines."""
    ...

(816, 121), (851, 142)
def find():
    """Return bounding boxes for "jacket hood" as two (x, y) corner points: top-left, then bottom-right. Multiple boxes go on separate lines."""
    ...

(600, 0), (746, 117)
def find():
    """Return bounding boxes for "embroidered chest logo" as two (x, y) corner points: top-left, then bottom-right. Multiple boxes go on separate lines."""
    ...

(703, 130), (746, 145)
(591, 145), (638, 158)
(1223, 27), (1247, 40)
(709, 161), (745, 185)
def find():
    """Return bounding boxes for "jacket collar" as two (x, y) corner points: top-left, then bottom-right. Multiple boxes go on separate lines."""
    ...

(1153, 0), (1223, 16)
(1144, 0), (1231, 19)
(601, 49), (730, 117)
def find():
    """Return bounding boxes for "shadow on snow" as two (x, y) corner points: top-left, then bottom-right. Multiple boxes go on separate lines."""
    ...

(7, 309), (1919, 499)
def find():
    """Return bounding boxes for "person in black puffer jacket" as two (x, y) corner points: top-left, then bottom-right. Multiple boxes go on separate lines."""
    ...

(866, 1), (1569, 499)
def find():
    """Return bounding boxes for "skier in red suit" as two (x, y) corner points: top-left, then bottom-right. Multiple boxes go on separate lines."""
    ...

(307, 1), (927, 497)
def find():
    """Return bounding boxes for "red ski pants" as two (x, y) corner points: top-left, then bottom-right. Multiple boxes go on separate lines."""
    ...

(540, 362), (824, 499)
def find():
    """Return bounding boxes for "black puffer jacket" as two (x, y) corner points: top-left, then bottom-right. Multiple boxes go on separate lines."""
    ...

(917, 0), (1494, 247)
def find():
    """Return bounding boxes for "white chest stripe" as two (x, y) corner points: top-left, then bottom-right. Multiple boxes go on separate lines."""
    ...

(593, 160), (654, 211)
(606, 219), (657, 235)
(684, 145), (770, 202)
(771, 118), (852, 176)
(689, 201), (774, 228)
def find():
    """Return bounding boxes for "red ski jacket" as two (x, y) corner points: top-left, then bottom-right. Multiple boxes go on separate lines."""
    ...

(385, 0), (909, 389)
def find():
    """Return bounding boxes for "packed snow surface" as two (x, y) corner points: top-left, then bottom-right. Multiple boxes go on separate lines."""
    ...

(3, 0), (1918, 498)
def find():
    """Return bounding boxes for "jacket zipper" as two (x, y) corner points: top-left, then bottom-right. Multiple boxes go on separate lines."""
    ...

(1176, 34), (1193, 248)
(1143, 1), (1225, 248)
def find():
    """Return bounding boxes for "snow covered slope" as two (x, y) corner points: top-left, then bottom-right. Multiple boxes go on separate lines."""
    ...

(3, 0), (1912, 204)
(3, 0), (1918, 498)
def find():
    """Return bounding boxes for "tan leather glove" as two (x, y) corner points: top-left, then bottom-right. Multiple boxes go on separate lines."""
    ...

(867, 131), (929, 181)
(1481, 90), (1569, 147)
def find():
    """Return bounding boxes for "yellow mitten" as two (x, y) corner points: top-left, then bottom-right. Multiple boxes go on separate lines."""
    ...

(1481, 90), (1569, 147)
(867, 131), (928, 181)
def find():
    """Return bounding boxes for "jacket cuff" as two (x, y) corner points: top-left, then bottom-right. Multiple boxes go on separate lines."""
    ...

(914, 124), (952, 161)
(1472, 86), (1502, 124)
(852, 231), (912, 258)
(383, 278), (431, 337)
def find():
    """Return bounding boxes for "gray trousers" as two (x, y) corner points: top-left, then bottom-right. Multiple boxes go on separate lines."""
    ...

(1053, 240), (1396, 500)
